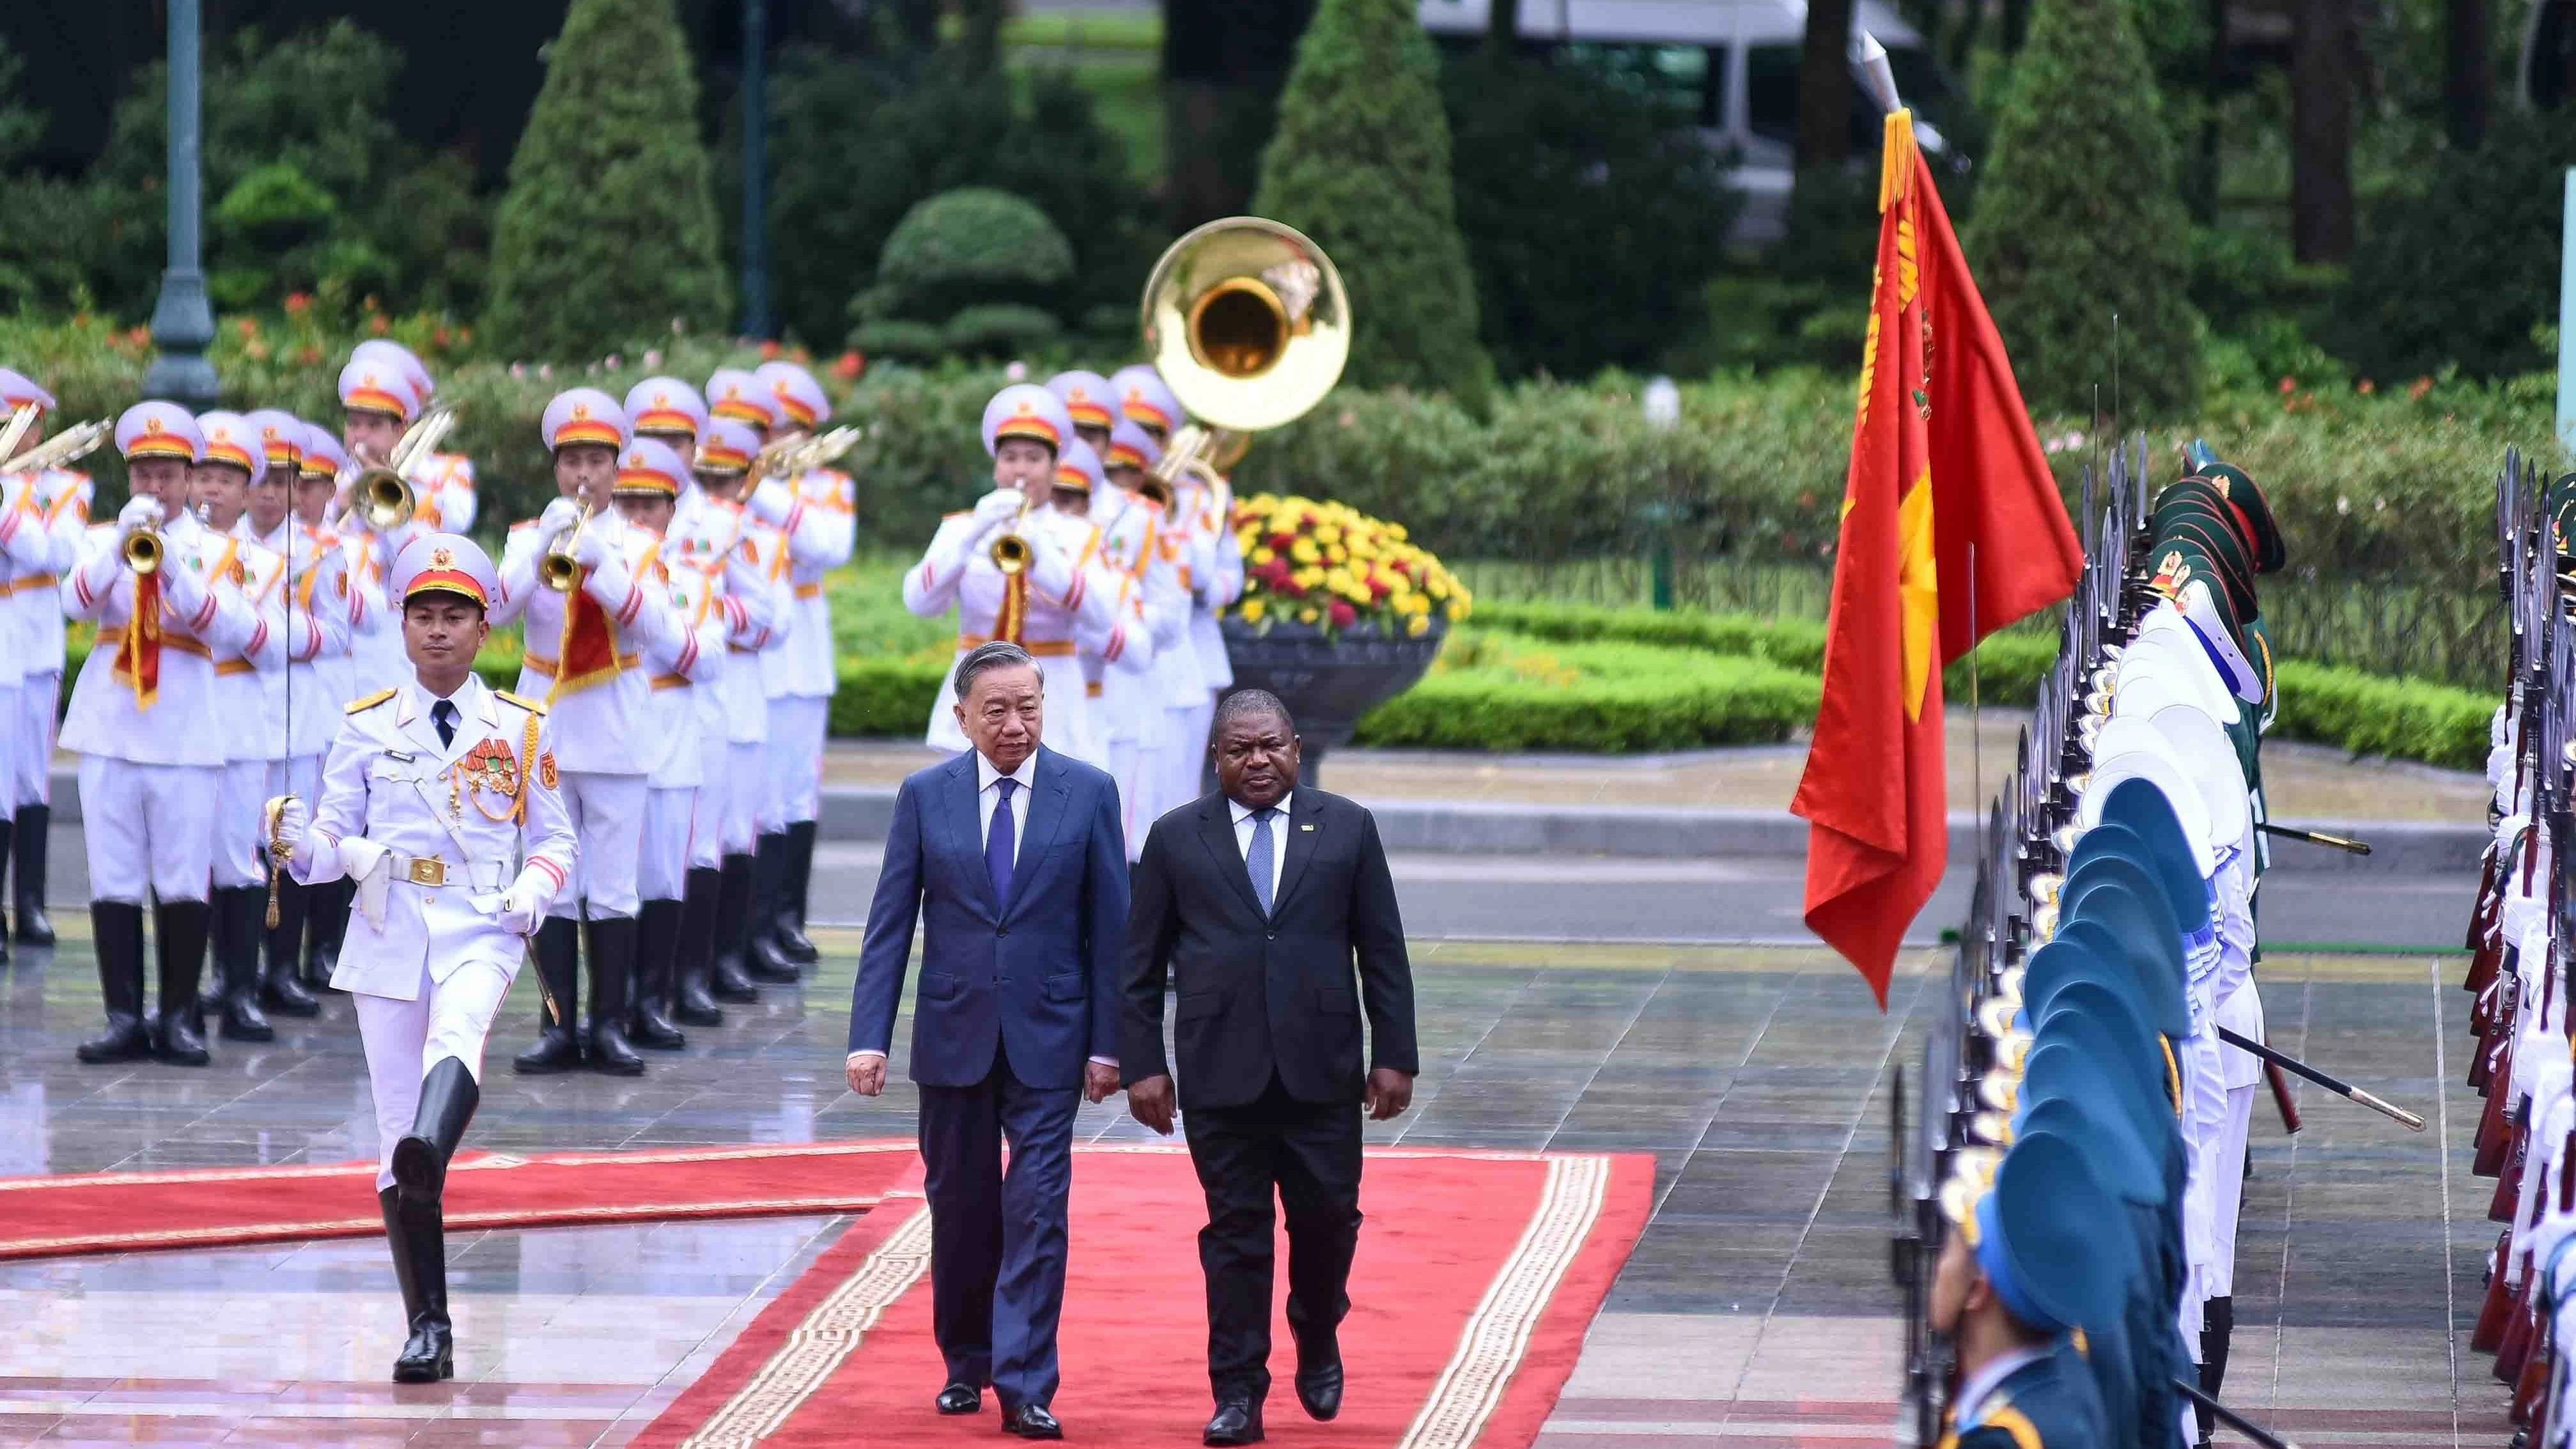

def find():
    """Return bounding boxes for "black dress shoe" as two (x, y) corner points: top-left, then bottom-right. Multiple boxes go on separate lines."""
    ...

(1294, 1358), (1343, 1422)
(935, 1381), (981, 1415)
(1001, 1403), (1064, 1439)
(1203, 1399), (1264, 1446)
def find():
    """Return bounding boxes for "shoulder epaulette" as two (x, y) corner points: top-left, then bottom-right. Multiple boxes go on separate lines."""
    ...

(943, 509), (972, 522)
(346, 688), (398, 714)
(496, 689), (550, 716)
(509, 518), (536, 532)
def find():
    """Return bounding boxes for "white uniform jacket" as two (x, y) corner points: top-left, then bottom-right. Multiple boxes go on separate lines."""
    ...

(745, 467), (855, 701)
(295, 676), (577, 1000)
(1173, 479), (1244, 691)
(492, 511), (682, 776)
(58, 510), (265, 766)
(240, 518), (355, 756)
(9, 469), (91, 680)
(904, 503), (1124, 765)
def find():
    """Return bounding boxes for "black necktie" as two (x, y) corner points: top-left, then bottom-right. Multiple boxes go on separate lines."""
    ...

(432, 699), (458, 750)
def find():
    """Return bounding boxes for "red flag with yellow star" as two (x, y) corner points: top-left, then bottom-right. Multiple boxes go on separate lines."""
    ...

(1790, 112), (2078, 1005)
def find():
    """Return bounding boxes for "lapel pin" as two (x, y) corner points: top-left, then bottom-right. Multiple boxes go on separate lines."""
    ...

(1300, 823), (1315, 831)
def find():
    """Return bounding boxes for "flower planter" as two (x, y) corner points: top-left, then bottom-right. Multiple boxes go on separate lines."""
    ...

(1216, 618), (1447, 786)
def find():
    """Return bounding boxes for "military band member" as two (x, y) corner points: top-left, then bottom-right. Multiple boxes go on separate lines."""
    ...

(686, 415), (793, 1003)
(0, 368), (86, 947)
(906, 384), (1121, 771)
(350, 340), (475, 533)
(63, 404), (267, 1065)
(1111, 364), (1241, 805)
(0, 368), (60, 950)
(1058, 435), (1167, 856)
(743, 360), (853, 979)
(495, 389), (679, 1075)
(192, 410), (337, 1041)
(270, 532), (575, 1383)
(1048, 368), (1118, 459)
(1099, 417), (1196, 853)
(299, 422), (376, 989)
(338, 357), (427, 698)
(240, 412), (347, 1019)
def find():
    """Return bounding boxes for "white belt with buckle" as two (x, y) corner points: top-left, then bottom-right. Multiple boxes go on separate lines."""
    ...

(389, 853), (502, 892)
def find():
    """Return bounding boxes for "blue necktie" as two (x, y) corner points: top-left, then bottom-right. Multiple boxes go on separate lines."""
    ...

(431, 699), (457, 750)
(1247, 806), (1278, 915)
(987, 777), (1018, 906)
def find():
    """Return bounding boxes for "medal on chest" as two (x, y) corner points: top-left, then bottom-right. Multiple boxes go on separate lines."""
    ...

(458, 737), (523, 822)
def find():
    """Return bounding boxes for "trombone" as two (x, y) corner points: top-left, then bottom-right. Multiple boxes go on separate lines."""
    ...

(339, 403), (457, 532)
(1, 417), (113, 479)
(1137, 217), (1348, 497)
(753, 424), (860, 480)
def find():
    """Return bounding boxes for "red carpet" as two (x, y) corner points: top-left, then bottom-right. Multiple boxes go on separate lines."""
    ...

(634, 1145), (1652, 1449)
(0, 1140), (917, 1260)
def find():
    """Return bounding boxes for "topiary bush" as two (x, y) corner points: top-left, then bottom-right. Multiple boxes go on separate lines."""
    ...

(482, 0), (729, 358)
(873, 189), (1075, 318)
(1251, 0), (1492, 408)
(1960, 0), (2201, 419)
(940, 303), (1066, 359)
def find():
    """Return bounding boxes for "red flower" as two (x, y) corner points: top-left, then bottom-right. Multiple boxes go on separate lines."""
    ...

(1269, 532), (1296, 552)
(368, 314), (391, 336)
(236, 317), (259, 340)
(433, 325), (453, 350)
(1327, 600), (1357, 630)
(2277, 376), (2297, 396)
(1367, 574), (1392, 600)
(834, 350), (865, 382)
(759, 340), (783, 360)
(283, 292), (313, 317)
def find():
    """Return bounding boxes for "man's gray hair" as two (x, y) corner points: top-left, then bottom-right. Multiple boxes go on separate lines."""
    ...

(1212, 687), (1294, 736)
(955, 640), (1043, 699)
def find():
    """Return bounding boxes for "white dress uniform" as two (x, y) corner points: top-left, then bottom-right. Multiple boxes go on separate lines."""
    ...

(284, 528), (573, 1386)
(747, 361), (853, 837)
(0, 366), (87, 946)
(1062, 442), (1167, 855)
(1110, 365), (1242, 805)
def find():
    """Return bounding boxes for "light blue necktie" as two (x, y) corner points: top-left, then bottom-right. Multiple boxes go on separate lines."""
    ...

(1247, 806), (1278, 915)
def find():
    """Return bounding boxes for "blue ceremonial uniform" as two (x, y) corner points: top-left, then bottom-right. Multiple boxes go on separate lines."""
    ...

(1946, 1338), (2109, 1449)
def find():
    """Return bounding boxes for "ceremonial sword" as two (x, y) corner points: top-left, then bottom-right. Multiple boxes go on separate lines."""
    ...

(2214, 1026), (2426, 1131)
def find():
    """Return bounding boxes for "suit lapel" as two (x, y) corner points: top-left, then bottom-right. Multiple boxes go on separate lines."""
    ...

(1004, 748), (1074, 922)
(931, 751), (997, 922)
(396, 686), (445, 761)
(1271, 787), (1322, 914)
(1196, 798), (1267, 918)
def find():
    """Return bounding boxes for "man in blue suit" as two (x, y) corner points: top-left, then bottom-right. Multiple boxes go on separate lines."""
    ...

(847, 640), (1129, 1441)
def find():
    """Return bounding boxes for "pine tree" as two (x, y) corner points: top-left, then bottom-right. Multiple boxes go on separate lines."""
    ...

(1959, 0), (2201, 419)
(1250, 0), (1491, 408)
(481, 0), (729, 359)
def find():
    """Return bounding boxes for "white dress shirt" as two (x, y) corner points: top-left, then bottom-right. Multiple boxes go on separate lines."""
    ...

(851, 748), (1111, 1069)
(977, 750), (1037, 867)
(1949, 1344), (2049, 1430)
(1229, 792), (1291, 903)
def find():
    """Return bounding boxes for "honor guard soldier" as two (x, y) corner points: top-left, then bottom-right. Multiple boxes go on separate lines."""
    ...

(741, 360), (852, 979)
(1930, 1129), (2122, 1449)
(62, 403), (268, 1065)
(0, 368), (88, 945)
(1112, 364), (1242, 803)
(623, 375), (711, 513)
(350, 340), (476, 532)
(683, 414), (794, 1002)
(905, 384), (1123, 770)
(270, 532), (576, 1384)
(193, 410), (339, 1040)
(607, 437), (726, 1047)
(1099, 416), (1196, 852)
(494, 389), (680, 1076)
(338, 356), (427, 697)
(240, 411), (348, 1019)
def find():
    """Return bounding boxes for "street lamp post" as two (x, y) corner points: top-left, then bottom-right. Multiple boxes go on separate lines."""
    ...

(144, 0), (219, 408)
(740, 0), (773, 340)
(1641, 376), (1680, 611)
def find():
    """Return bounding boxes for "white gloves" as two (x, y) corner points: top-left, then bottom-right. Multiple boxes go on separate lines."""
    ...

(973, 487), (1027, 532)
(492, 862), (558, 937)
(539, 496), (586, 542)
(569, 516), (613, 568)
(270, 797), (309, 855)
(116, 495), (163, 539)
(746, 477), (796, 527)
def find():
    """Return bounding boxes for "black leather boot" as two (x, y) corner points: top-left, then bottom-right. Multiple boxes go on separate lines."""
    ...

(378, 1188), (424, 1366)
(2198, 1294), (2233, 1443)
(745, 833), (800, 983)
(713, 855), (767, 993)
(774, 819), (820, 964)
(213, 886), (274, 1042)
(392, 1190), (453, 1381)
(584, 915), (648, 1076)
(674, 867), (727, 1023)
(75, 901), (151, 1063)
(628, 897), (687, 1049)
(394, 1057), (479, 1206)
(260, 874), (321, 1015)
(306, 878), (350, 990)
(153, 899), (213, 1065)
(10, 805), (50, 945)
(511, 915), (584, 1074)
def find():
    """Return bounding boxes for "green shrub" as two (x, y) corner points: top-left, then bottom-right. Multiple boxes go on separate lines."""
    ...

(832, 659), (952, 738)
(1252, 0), (1492, 408)
(1351, 631), (1822, 752)
(868, 189), (1076, 326)
(1960, 0), (2200, 418)
(1441, 52), (1737, 381)
(483, 0), (729, 358)
(2270, 662), (2496, 771)
(940, 304), (1066, 358)
(850, 320), (954, 365)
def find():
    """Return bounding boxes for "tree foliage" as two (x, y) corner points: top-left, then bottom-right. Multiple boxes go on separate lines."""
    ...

(1960, 0), (2201, 417)
(850, 189), (1076, 361)
(1250, 0), (1491, 407)
(483, 0), (729, 358)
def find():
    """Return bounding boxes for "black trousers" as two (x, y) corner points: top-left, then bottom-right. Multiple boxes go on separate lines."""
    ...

(1181, 1074), (1362, 1403)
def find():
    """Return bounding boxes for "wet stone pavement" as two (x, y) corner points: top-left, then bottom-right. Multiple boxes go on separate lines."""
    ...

(0, 928), (2508, 1445)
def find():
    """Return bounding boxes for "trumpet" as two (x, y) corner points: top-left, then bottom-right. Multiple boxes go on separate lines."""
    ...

(754, 424), (861, 480)
(124, 500), (167, 575)
(1, 417), (113, 478)
(539, 505), (596, 592)
(989, 492), (1037, 575)
(339, 403), (456, 532)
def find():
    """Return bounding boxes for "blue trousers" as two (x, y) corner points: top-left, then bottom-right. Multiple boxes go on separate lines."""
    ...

(917, 1048), (1079, 1410)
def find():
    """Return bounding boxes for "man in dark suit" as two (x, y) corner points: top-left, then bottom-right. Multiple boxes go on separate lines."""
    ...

(1122, 688), (1418, 1448)
(847, 640), (1129, 1441)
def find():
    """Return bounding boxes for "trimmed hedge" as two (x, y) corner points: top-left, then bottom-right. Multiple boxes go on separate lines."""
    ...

(1349, 632), (1819, 752)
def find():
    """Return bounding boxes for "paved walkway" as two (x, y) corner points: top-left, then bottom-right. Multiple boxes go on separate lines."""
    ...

(819, 708), (2492, 822)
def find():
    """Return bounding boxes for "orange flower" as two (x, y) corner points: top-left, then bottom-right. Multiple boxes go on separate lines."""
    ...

(759, 340), (783, 360)
(236, 317), (259, 340)
(283, 292), (313, 317)
(368, 314), (391, 336)
(834, 350), (865, 382)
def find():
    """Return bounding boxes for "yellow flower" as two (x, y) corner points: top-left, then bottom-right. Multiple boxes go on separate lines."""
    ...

(1447, 598), (1470, 621)
(1294, 566), (1326, 590)
(1291, 538), (1320, 564)
(1298, 606), (1320, 624)
(1314, 523), (1341, 545)
(1326, 544), (1347, 564)
(1388, 523), (1409, 541)
(1251, 546), (1276, 566)
(1406, 612), (1430, 637)
(1239, 598), (1266, 623)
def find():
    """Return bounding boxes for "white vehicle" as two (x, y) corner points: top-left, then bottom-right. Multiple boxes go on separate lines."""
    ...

(1418, 0), (1957, 243)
